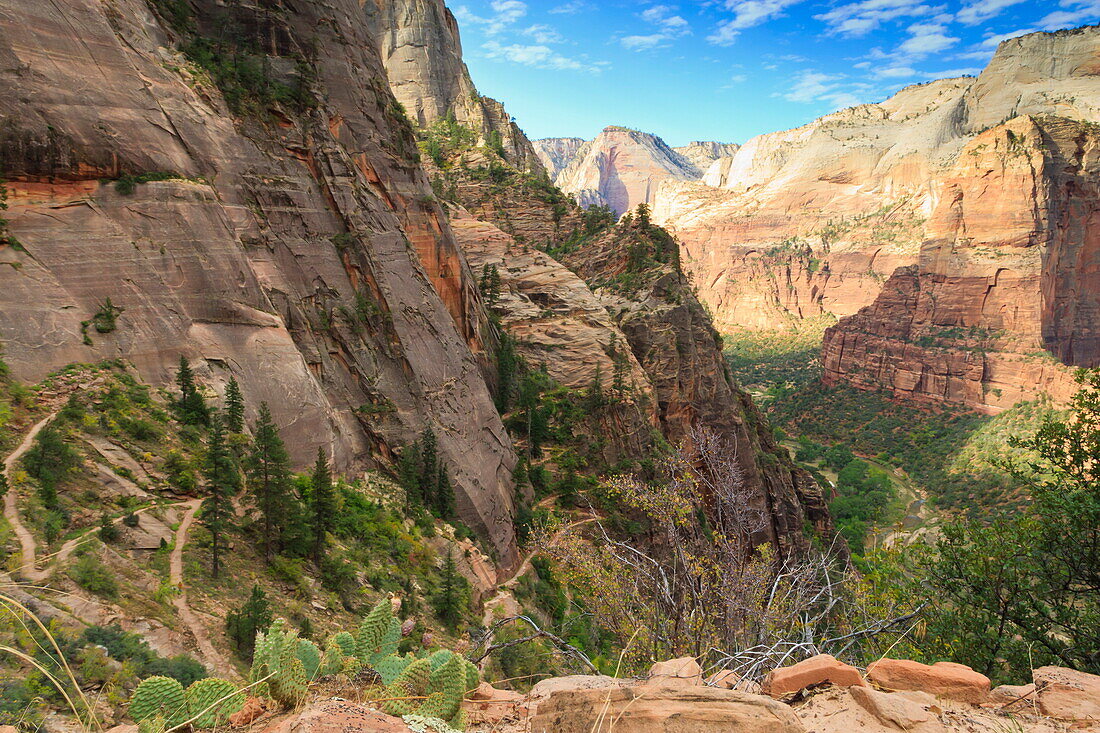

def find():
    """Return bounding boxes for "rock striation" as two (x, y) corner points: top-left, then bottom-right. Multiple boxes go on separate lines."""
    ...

(539, 127), (707, 214)
(0, 0), (519, 562)
(368, 0), (543, 172)
(674, 141), (741, 174)
(821, 116), (1099, 412)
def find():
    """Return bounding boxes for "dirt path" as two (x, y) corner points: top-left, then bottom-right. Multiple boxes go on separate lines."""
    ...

(3, 412), (58, 579)
(170, 499), (237, 679)
(482, 514), (598, 627)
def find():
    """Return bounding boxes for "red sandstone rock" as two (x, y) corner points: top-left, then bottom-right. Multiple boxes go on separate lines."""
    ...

(229, 697), (267, 727)
(530, 686), (805, 733)
(1033, 666), (1100, 721)
(867, 659), (989, 703)
(639, 657), (704, 690)
(850, 685), (945, 733)
(259, 702), (412, 733)
(762, 654), (866, 697)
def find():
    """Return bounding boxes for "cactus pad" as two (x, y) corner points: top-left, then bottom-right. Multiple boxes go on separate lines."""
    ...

(129, 676), (187, 725)
(184, 677), (244, 728)
(297, 638), (322, 680)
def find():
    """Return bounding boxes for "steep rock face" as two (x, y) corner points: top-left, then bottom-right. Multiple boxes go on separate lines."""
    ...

(557, 222), (835, 552)
(368, 0), (543, 172)
(654, 27), (1100, 337)
(533, 137), (586, 179)
(553, 127), (701, 215)
(0, 0), (518, 561)
(822, 116), (1098, 412)
(674, 141), (740, 174)
(435, 152), (832, 550)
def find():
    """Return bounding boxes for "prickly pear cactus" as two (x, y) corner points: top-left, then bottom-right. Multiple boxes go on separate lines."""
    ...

(374, 653), (413, 686)
(463, 660), (479, 693)
(356, 599), (393, 661)
(427, 655), (465, 722)
(427, 649), (454, 671)
(129, 676), (187, 725)
(370, 617), (402, 666)
(322, 637), (346, 676)
(416, 692), (449, 721)
(296, 638), (322, 680)
(252, 619), (308, 708)
(382, 658), (432, 717)
(137, 714), (167, 733)
(330, 631), (356, 657)
(184, 677), (244, 728)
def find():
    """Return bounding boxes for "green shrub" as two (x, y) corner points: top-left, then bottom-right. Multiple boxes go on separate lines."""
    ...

(70, 553), (118, 597)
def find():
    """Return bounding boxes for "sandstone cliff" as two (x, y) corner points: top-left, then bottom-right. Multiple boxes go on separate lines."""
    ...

(674, 141), (741, 174)
(821, 116), (1098, 412)
(533, 137), (586, 179)
(654, 27), (1100, 338)
(542, 127), (704, 215)
(0, 0), (519, 562)
(368, 0), (543, 172)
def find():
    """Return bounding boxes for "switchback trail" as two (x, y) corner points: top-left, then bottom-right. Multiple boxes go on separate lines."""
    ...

(170, 499), (237, 679)
(3, 412), (58, 579)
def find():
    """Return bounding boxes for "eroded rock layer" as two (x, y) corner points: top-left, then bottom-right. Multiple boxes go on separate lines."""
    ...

(822, 116), (1099, 412)
(0, 0), (519, 562)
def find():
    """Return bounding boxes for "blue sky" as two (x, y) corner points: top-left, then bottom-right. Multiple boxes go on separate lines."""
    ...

(452, 0), (1100, 146)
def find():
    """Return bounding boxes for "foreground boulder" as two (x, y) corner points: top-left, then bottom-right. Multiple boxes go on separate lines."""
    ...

(990, 683), (1036, 706)
(1033, 666), (1100, 721)
(639, 657), (704, 690)
(867, 659), (989, 703)
(260, 701), (413, 733)
(850, 685), (946, 733)
(530, 686), (805, 733)
(762, 654), (866, 697)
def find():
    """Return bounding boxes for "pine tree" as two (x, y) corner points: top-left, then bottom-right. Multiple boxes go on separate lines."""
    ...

(397, 446), (423, 506)
(434, 550), (465, 628)
(435, 464), (455, 519)
(419, 429), (439, 509)
(309, 447), (336, 567)
(175, 356), (209, 426)
(201, 416), (238, 578)
(225, 584), (272, 660)
(224, 377), (245, 434)
(246, 402), (294, 562)
(23, 424), (79, 510)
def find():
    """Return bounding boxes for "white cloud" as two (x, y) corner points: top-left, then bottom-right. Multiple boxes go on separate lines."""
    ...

(1039, 0), (1100, 29)
(815, 0), (941, 38)
(782, 69), (864, 108)
(481, 40), (603, 72)
(957, 0), (1027, 24)
(621, 33), (670, 49)
(621, 4), (691, 51)
(454, 1), (528, 35)
(549, 1), (592, 14)
(708, 0), (805, 45)
(897, 21), (959, 56)
(523, 24), (564, 44)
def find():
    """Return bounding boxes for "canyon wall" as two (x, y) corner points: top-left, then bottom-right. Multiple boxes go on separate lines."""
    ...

(821, 116), (1100, 412)
(535, 127), (705, 215)
(368, 0), (543, 172)
(653, 27), (1100, 339)
(0, 0), (519, 562)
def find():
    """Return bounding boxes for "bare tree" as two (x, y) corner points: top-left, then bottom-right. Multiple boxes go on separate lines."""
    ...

(536, 426), (921, 680)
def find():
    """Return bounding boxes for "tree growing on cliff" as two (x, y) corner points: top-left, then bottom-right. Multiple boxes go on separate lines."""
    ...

(22, 424), (80, 510)
(201, 416), (238, 578)
(538, 427), (915, 676)
(223, 377), (245, 435)
(246, 402), (295, 562)
(175, 357), (209, 426)
(308, 447), (336, 567)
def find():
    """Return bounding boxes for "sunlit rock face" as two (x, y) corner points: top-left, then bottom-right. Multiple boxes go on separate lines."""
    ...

(0, 0), (521, 563)
(651, 27), (1100, 410)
